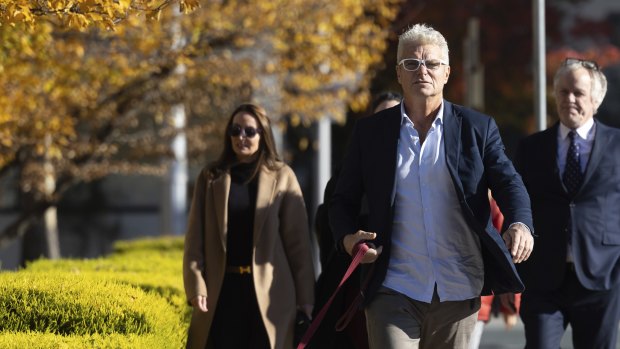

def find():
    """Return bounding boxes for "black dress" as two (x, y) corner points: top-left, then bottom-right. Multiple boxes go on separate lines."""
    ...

(209, 162), (270, 349)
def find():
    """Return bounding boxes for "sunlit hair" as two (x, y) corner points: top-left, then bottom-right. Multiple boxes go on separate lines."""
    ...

(553, 61), (608, 113)
(209, 103), (282, 180)
(397, 23), (449, 64)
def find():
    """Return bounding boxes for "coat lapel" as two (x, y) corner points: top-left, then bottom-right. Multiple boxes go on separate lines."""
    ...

(254, 166), (277, 245)
(442, 101), (463, 193)
(212, 173), (230, 252)
(581, 120), (609, 188)
(545, 125), (565, 189)
(384, 109), (402, 206)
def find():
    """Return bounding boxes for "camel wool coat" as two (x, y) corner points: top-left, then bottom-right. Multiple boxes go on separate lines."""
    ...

(183, 163), (315, 349)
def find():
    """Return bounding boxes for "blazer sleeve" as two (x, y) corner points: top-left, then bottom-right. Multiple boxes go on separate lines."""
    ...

(183, 168), (209, 303)
(483, 118), (534, 233)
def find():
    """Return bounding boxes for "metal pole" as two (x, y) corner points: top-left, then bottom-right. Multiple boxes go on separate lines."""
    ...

(464, 17), (484, 111)
(311, 117), (331, 277)
(533, 0), (547, 131)
(315, 117), (331, 217)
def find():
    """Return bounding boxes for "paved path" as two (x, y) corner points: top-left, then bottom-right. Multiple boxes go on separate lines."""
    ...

(478, 317), (620, 349)
(477, 316), (527, 349)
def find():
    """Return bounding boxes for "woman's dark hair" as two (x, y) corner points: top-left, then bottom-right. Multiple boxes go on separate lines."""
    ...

(371, 91), (402, 113)
(209, 103), (282, 180)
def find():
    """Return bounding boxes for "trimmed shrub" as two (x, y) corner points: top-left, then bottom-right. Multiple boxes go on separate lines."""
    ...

(0, 236), (191, 348)
(26, 237), (189, 321)
(0, 272), (185, 348)
(112, 236), (185, 256)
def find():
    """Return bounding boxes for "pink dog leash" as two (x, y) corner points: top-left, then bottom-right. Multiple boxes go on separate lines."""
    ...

(296, 242), (370, 349)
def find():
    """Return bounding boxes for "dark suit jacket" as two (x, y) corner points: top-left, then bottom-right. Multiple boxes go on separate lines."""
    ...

(329, 101), (533, 304)
(514, 120), (620, 291)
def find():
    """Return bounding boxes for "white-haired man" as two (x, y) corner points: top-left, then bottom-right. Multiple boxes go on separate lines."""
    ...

(515, 58), (620, 349)
(329, 23), (534, 349)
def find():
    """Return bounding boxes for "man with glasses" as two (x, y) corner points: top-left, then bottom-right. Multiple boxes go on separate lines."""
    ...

(329, 23), (534, 349)
(515, 58), (620, 349)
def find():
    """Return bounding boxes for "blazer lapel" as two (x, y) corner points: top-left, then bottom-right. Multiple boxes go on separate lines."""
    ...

(212, 172), (230, 252)
(581, 120), (609, 188)
(385, 109), (402, 206)
(254, 167), (277, 245)
(442, 101), (463, 193)
(545, 125), (565, 190)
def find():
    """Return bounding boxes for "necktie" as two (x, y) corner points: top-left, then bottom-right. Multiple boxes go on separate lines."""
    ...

(563, 130), (583, 196)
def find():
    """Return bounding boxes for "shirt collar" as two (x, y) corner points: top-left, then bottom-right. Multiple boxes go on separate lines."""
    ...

(399, 100), (445, 127)
(559, 118), (594, 141)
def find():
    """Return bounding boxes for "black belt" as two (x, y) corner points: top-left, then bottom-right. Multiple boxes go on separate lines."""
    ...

(226, 265), (252, 274)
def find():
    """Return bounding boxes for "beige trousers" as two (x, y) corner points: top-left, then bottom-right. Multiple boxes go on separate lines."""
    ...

(365, 286), (480, 349)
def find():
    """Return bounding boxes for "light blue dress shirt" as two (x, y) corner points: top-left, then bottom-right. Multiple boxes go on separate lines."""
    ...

(383, 102), (484, 303)
(557, 119), (595, 176)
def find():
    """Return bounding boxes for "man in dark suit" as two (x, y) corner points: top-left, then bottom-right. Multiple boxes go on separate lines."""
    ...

(329, 23), (534, 349)
(515, 58), (620, 349)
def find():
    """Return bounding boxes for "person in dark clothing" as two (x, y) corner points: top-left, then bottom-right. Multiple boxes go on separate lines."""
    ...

(183, 103), (315, 349)
(311, 92), (401, 349)
(515, 58), (620, 349)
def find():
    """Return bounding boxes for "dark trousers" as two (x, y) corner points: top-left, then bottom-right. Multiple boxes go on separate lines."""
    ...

(210, 273), (270, 349)
(520, 263), (620, 349)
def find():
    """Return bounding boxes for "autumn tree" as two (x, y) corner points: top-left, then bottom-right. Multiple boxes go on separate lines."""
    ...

(0, 0), (403, 258)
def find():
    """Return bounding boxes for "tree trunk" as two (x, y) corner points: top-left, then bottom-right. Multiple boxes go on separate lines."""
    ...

(43, 206), (61, 259)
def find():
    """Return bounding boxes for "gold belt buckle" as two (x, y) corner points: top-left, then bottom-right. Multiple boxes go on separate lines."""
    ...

(227, 265), (252, 274)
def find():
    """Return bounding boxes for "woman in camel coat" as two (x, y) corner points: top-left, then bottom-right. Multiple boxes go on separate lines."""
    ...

(183, 103), (315, 349)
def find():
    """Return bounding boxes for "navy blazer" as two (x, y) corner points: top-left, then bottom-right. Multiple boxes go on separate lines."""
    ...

(515, 120), (620, 291)
(329, 101), (533, 304)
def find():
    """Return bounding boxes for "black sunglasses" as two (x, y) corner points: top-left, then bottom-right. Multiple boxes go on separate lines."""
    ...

(563, 57), (599, 70)
(229, 124), (262, 138)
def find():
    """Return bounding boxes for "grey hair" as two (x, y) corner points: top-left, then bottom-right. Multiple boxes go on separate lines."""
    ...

(397, 23), (450, 64)
(553, 63), (608, 113)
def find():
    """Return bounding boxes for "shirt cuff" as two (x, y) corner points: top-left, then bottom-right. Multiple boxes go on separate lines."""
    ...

(508, 222), (532, 235)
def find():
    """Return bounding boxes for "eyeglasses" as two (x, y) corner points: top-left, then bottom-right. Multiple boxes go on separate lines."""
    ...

(229, 124), (262, 138)
(563, 58), (599, 71)
(398, 58), (447, 72)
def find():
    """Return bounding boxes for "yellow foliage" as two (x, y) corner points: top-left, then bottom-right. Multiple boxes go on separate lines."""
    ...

(0, 0), (403, 203)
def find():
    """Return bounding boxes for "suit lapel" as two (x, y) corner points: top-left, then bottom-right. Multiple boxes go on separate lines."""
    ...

(545, 125), (564, 188)
(254, 166), (277, 245)
(581, 121), (609, 188)
(442, 101), (463, 193)
(384, 108), (402, 206)
(212, 172), (230, 252)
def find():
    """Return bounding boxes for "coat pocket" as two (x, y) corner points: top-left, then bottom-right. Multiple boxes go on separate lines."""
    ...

(602, 232), (620, 245)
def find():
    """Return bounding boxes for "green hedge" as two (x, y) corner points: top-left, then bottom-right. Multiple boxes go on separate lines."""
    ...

(112, 236), (185, 255)
(0, 236), (189, 348)
(27, 251), (185, 300)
